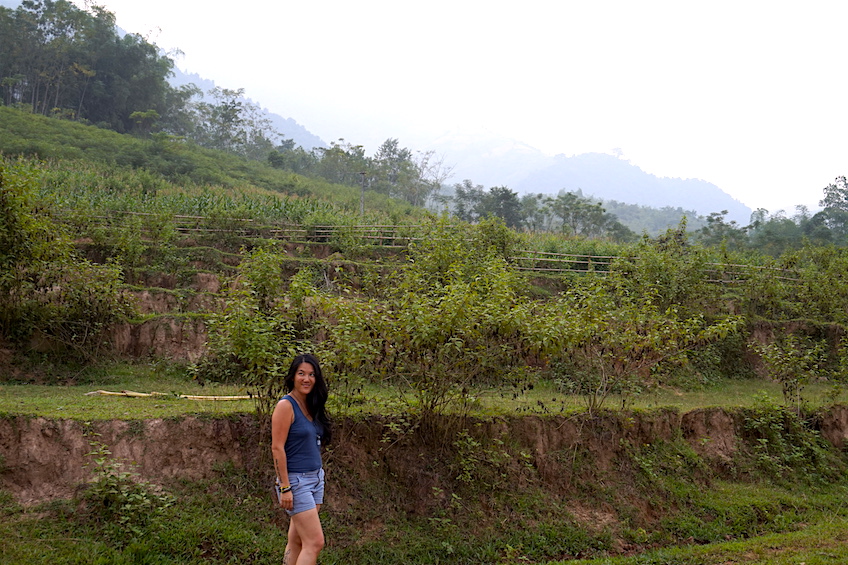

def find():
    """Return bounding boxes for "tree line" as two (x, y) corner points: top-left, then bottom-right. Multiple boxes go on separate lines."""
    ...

(0, 1), (178, 133)
(694, 178), (848, 255)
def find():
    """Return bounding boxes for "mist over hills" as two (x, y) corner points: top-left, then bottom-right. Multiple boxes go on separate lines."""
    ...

(422, 129), (752, 224)
(170, 57), (753, 224)
(515, 152), (751, 224)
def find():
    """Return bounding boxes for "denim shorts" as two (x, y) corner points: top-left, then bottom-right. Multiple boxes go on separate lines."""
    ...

(286, 468), (325, 516)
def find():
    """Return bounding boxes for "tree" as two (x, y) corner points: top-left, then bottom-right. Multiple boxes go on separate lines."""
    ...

(612, 222), (719, 316)
(695, 210), (749, 249)
(819, 176), (848, 211)
(747, 208), (805, 256)
(546, 190), (633, 239)
(267, 140), (318, 175)
(755, 334), (825, 409)
(412, 149), (453, 208)
(0, 159), (133, 358)
(479, 186), (522, 228)
(370, 139), (449, 207)
(806, 208), (848, 244)
(312, 139), (369, 186)
(809, 176), (848, 243)
(452, 179), (486, 222)
(304, 217), (529, 426)
(535, 278), (742, 414)
(129, 109), (159, 136)
(520, 193), (552, 232)
(371, 138), (414, 196)
(0, 1), (178, 132)
(158, 83), (201, 137)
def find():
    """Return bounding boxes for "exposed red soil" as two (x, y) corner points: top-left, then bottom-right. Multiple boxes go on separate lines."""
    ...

(2, 405), (847, 515)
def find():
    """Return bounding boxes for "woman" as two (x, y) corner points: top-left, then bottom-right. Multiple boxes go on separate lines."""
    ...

(271, 354), (333, 565)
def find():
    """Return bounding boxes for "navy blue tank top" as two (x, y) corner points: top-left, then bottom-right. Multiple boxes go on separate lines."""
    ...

(283, 394), (323, 472)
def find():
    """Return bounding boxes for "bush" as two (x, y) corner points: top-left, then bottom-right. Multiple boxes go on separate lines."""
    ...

(80, 438), (175, 544)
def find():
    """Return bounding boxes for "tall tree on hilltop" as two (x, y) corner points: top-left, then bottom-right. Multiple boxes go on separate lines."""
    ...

(188, 87), (279, 158)
(313, 139), (369, 187)
(371, 138), (416, 200)
(452, 179), (486, 223)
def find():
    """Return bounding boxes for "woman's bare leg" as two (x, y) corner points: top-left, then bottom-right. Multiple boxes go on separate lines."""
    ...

(284, 518), (301, 565)
(285, 506), (323, 565)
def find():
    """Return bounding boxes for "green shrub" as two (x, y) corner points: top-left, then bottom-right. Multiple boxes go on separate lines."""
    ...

(739, 395), (845, 483)
(80, 439), (175, 544)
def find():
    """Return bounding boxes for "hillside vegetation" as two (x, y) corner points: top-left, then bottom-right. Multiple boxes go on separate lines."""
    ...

(3, 107), (848, 412)
(3, 38), (848, 564)
(3, 157), (848, 565)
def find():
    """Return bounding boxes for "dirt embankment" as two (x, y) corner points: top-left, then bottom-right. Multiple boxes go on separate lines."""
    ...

(3, 406), (848, 511)
(0, 415), (260, 505)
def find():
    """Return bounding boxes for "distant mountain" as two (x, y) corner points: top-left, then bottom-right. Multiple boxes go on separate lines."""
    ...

(426, 128), (552, 188)
(169, 67), (326, 151)
(425, 130), (752, 225)
(514, 153), (751, 224)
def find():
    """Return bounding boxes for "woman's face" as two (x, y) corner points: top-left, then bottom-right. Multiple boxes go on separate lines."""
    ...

(293, 362), (316, 396)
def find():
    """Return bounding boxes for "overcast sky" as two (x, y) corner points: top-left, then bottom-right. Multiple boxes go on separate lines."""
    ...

(71, 0), (848, 213)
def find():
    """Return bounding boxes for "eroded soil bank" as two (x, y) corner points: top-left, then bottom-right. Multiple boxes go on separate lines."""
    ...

(3, 406), (848, 516)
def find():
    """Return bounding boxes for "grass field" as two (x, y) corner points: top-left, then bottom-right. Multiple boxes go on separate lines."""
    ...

(2, 361), (845, 421)
(559, 516), (848, 564)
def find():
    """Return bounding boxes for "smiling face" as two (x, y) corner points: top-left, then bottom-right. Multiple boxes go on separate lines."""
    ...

(292, 362), (316, 399)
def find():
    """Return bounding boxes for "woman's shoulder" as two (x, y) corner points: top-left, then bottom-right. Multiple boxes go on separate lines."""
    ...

(274, 396), (294, 412)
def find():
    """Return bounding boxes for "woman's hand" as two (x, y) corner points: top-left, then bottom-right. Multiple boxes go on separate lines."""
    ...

(279, 489), (294, 510)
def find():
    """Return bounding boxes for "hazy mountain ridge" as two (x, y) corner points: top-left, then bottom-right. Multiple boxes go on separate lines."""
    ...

(423, 130), (751, 224)
(514, 152), (751, 224)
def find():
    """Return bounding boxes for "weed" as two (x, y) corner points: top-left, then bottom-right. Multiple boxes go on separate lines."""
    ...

(739, 394), (845, 483)
(79, 435), (175, 545)
(452, 428), (511, 490)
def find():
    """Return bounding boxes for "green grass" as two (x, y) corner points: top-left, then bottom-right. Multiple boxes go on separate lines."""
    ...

(3, 466), (848, 564)
(556, 516), (848, 564)
(0, 470), (291, 564)
(0, 363), (254, 420)
(0, 381), (253, 420)
(3, 360), (847, 421)
(3, 362), (848, 564)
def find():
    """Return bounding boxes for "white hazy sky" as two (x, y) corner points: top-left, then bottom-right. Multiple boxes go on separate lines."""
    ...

(72, 0), (848, 213)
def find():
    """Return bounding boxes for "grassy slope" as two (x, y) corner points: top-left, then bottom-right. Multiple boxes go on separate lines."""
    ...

(3, 364), (848, 565)
(0, 106), (422, 221)
(3, 108), (848, 564)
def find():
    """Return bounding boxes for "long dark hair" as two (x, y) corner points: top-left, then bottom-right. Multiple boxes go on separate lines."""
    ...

(284, 353), (332, 445)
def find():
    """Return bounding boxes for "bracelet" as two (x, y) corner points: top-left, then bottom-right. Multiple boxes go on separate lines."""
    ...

(280, 485), (292, 494)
